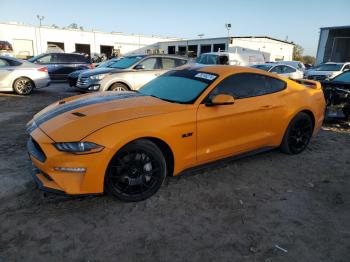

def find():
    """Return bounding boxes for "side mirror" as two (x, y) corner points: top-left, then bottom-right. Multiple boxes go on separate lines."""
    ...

(134, 64), (145, 70)
(205, 94), (235, 106)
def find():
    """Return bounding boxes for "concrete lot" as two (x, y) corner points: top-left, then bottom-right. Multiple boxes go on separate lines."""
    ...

(0, 83), (349, 262)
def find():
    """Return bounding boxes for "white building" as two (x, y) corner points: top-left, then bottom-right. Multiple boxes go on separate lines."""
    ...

(0, 22), (182, 58)
(0, 22), (294, 62)
(158, 36), (294, 62)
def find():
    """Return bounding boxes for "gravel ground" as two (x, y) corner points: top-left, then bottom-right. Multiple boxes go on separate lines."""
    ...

(0, 84), (349, 262)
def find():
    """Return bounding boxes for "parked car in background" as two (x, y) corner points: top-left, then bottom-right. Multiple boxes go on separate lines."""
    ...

(28, 53), (93, 81)
(0, 41), (14, 57)
(0, 56), (50, 95)
(320, 70), (350, 120)
(27, 65), (325, 201)
(68, 58), (121, 87)
(305, 62), (350, 81)
(251, 64), (303, 79)
(76, 55), (189, 92)
(196, 51), (265, 66)
(276, 61), (306, 73)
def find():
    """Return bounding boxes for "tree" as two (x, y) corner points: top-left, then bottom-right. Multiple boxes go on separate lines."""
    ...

(293, 44), (304, 61)
(302, 55), (316, 65)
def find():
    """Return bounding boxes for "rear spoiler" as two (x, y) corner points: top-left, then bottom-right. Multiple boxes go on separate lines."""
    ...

(292, 79), (321, 90)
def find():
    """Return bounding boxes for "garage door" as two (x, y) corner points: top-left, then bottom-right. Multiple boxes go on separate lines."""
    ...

(13, 39), (34, 59)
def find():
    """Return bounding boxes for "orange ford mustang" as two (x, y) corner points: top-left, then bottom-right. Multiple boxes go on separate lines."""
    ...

(27, 65), (325, 201)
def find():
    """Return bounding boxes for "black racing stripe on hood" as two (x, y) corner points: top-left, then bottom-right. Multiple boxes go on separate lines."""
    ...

(34, 92), (146, 128)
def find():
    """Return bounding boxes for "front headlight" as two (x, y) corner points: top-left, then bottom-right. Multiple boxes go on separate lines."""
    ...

(54, 142), (104, 154)
(90, 74), (108, 80)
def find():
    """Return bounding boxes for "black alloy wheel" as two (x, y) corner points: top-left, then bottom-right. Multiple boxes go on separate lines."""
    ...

(105, 139), (167, 202)
(280, 112), (313, 154)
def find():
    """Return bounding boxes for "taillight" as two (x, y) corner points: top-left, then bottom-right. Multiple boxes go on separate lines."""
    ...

(89, 64), (94, 69)
(38, 67), (48, 72)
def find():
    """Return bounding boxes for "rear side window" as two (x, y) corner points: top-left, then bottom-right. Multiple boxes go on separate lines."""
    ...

(282, 66), (295, 73)
(209, 73), (286, 99)
(175, 59), (188, 67)
(58, 54), (88, 63)
(161, 58), (176, 69)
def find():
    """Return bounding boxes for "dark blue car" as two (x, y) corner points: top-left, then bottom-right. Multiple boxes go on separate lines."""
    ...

(28, 53), (92, 81)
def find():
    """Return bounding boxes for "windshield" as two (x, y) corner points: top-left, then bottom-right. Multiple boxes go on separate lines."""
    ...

(332, 71), (350, 82)
(315, 64), (343, 71)
(251, 64), (273, 71)
(108, 56), (143, 69)
(196, 54), (219, 65)
(139, 70), (217, 104)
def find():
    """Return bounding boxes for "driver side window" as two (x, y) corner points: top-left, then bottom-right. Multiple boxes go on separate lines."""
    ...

(137, 58), (160, 70)
(0, 59), (9, 67)
(343, 64), (350, 71)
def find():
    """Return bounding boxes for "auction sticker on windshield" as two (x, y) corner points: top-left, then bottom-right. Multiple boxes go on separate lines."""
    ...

(195, 73), (217, 81)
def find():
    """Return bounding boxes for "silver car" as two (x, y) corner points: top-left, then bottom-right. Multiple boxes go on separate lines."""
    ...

(76, 55), (189, 92)
(251, 64), (303, 79)
(0, 56), (50, 95)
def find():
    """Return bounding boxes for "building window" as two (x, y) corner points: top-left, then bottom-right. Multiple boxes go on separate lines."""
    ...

(47, 42), (65, 52)
(213, 43), (226, 52)
(188, 45), (198, 57)
(100, 45), (114, 58)
(168, 46), (175, 54)
(200, 44), (211, 54)
(75, 43), (91, 57)
(178, 46), (187, 55)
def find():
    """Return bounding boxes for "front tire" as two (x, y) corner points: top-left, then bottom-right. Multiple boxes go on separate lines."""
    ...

(109, 83), (129, 91)
(13, 77), (34, 95)
(280, 112), (313, 154)
(105, 139), (167, 202)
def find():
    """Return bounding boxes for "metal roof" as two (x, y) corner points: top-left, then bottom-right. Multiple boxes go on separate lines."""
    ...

(320, 25), (350, 30)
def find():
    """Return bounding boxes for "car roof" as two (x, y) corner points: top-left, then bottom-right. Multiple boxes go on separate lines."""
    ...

(179, 64), (285, 79)
(125, 54), (189, 60)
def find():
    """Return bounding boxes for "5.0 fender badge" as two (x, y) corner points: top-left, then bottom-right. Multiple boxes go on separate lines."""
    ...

(182, 132), (193, 138)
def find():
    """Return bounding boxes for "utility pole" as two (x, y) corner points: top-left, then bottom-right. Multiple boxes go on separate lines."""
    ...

(36, 15), (45, 54)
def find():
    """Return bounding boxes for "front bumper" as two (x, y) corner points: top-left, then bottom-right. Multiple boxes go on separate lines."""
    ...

(27, 126), (113, 195)
(76, 77), (101, 92)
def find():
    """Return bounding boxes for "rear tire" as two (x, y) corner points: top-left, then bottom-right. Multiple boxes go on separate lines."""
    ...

(13, 77), (34, 95)
(109, 83), (129, 91)
(280, 112), (313, 154)
(105, 139), (167, 202)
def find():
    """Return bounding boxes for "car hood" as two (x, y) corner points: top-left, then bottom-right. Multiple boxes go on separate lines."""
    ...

(68, 69), (89, 78)
(80, 67), (124, 77)
(29, 92), (187, 142)
(306, 70), (339, 76)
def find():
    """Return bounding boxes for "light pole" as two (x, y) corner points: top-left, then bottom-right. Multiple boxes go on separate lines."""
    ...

(36, 15), (45, 54)
(37, 15), (44, 26)
(225, 23), (231, 37)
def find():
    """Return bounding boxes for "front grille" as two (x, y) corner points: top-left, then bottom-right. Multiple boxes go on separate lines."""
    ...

(27, 137), (46, 162)
(77, 76), (89, 87)
(307, 75), (327, 81)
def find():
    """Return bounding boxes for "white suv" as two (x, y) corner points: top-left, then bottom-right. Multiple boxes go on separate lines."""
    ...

(306, 62), (350, 81)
